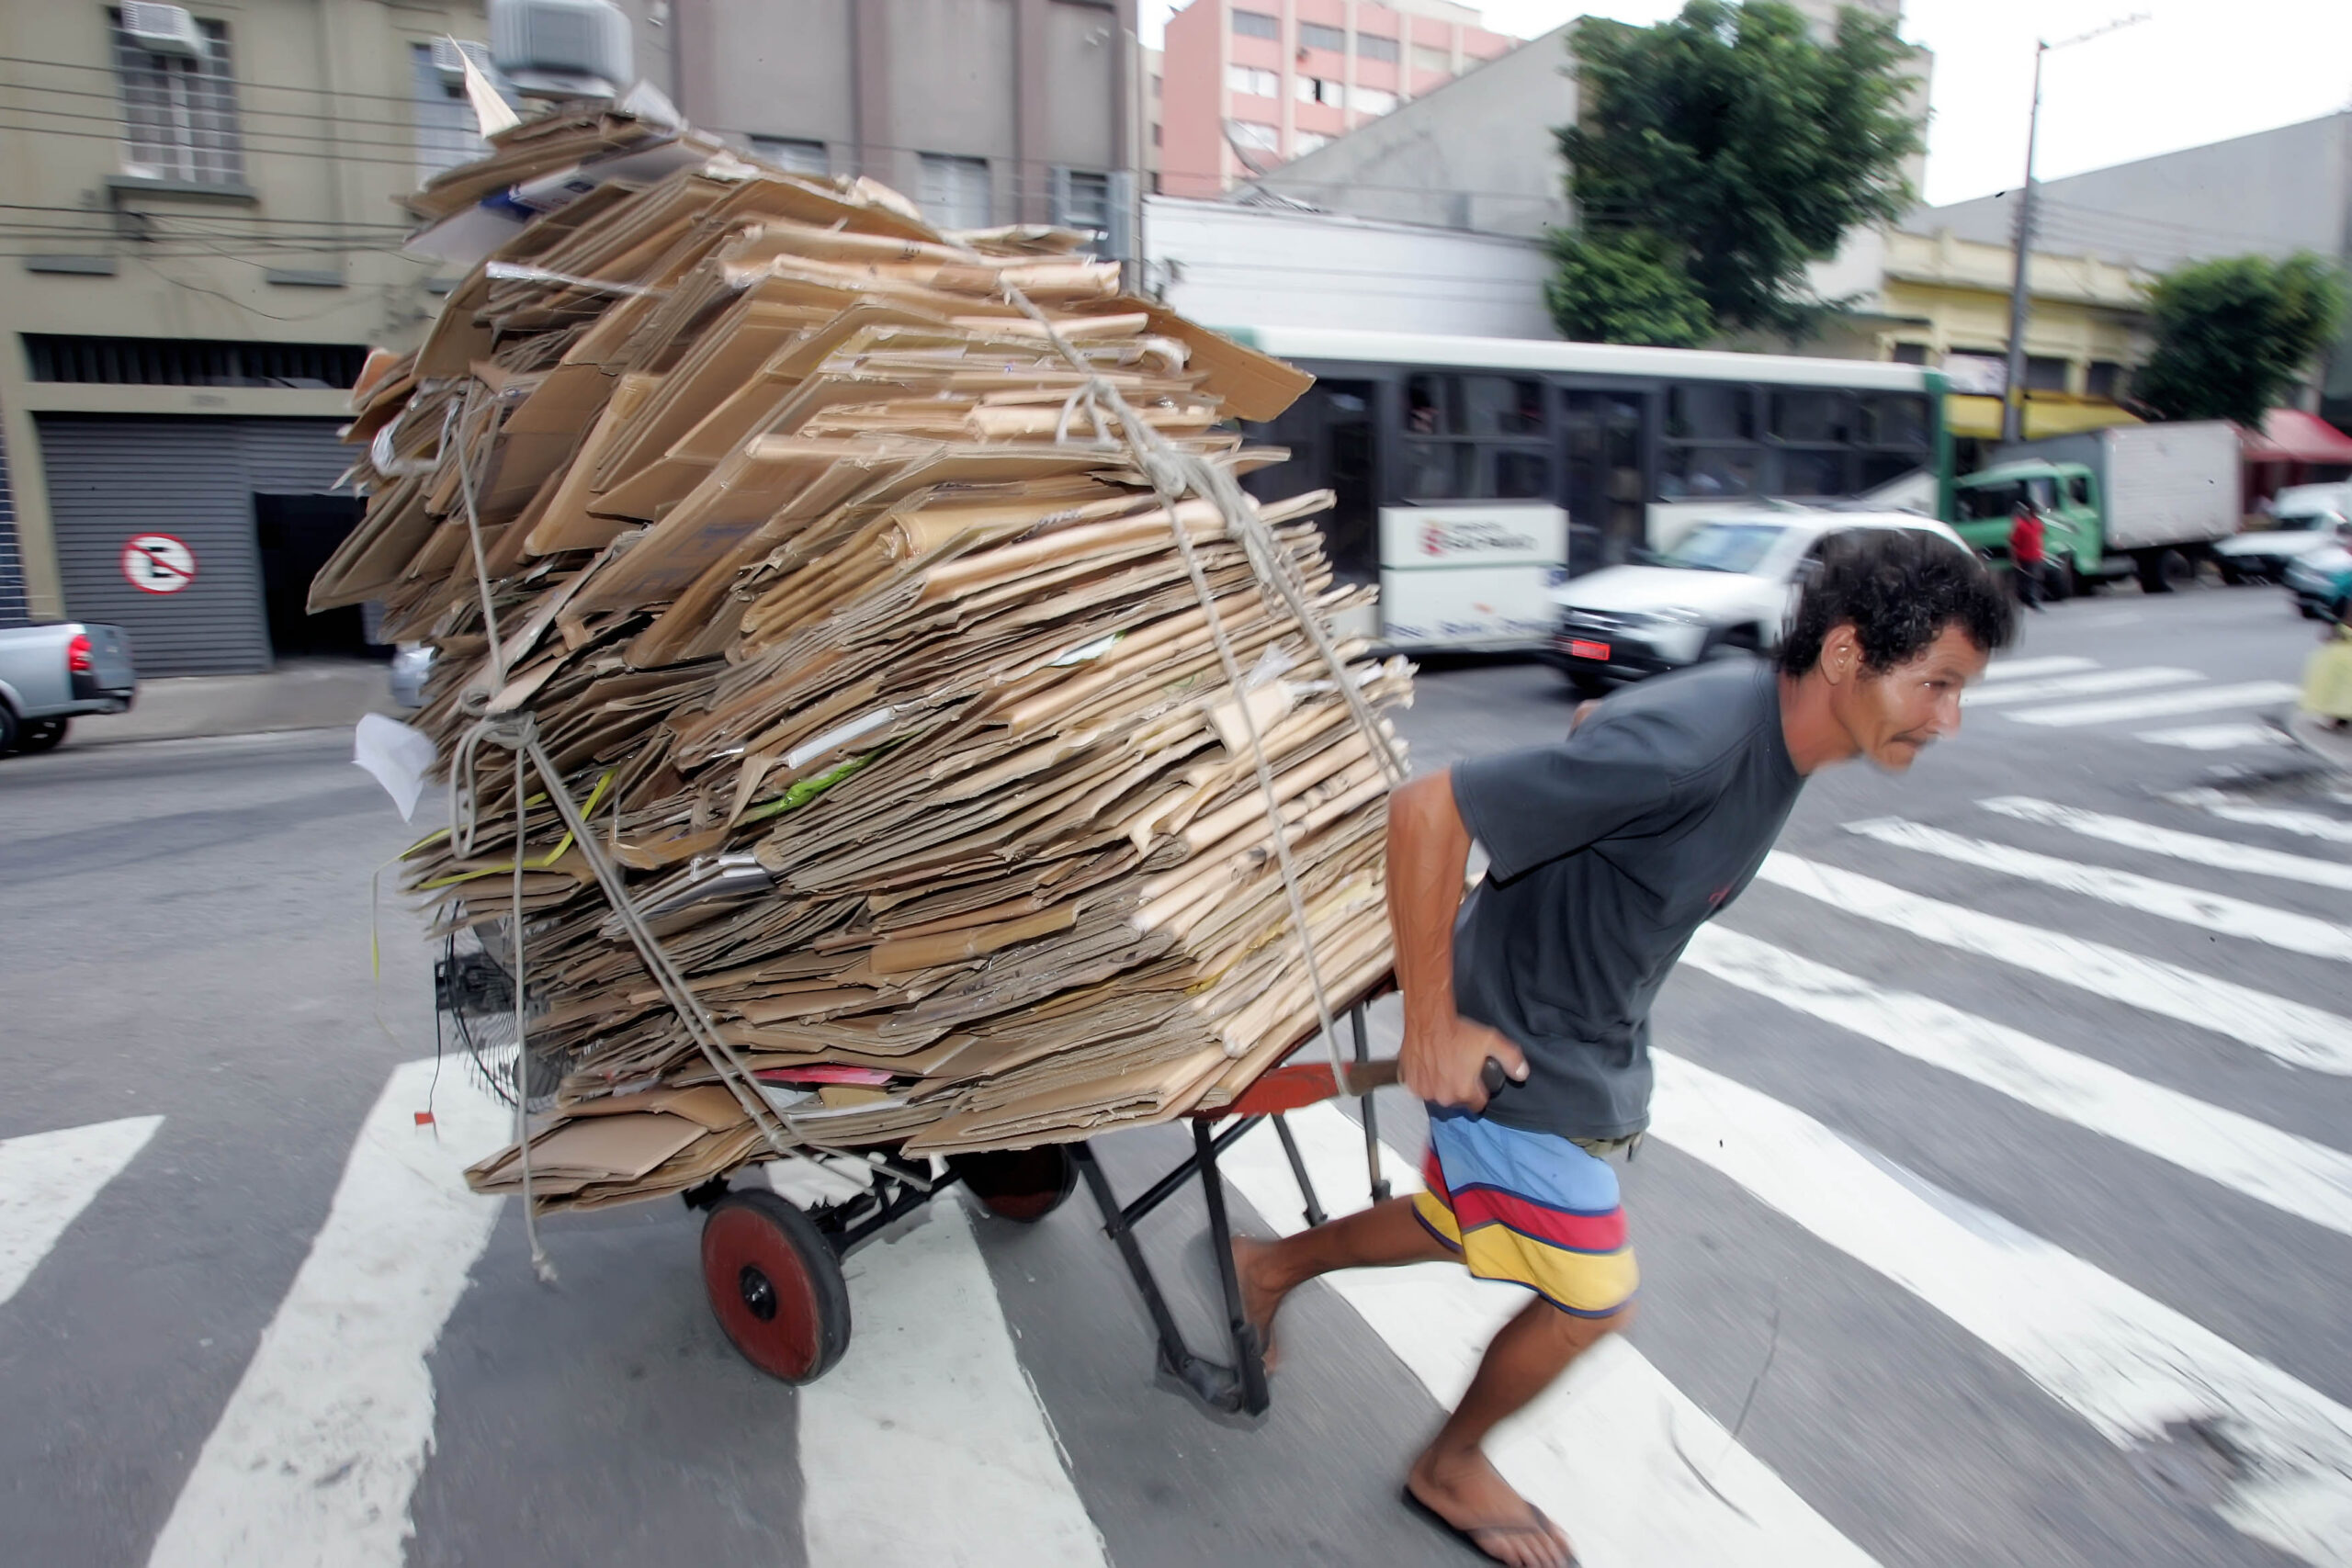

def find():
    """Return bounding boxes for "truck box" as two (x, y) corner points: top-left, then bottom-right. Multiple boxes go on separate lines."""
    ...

(1990, 422), (2239, 552)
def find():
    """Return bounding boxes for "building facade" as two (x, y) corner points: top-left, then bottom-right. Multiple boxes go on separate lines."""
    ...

(1158, 0), (1510, 198)
(0, 0), (1139, 672)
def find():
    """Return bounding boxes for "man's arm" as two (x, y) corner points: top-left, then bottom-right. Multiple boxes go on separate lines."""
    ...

(1387, 770), (1528, 1111)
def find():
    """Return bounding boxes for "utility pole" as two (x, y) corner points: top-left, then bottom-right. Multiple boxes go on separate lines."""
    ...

(2001, 14), (2149, 444)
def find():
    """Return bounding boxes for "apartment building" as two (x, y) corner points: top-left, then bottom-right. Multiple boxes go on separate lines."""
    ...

(1157, 0), (1510, 197)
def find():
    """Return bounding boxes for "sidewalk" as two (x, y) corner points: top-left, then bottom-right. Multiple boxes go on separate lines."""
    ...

(64, 660), (397, 748)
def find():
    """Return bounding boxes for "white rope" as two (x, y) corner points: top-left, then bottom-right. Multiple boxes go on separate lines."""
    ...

(510, 743), (556, 1282)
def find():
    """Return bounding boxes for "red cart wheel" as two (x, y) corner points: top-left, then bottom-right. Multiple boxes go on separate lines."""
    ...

(947, 1145), (1079, 1224)
(700, 1190), (851, 1383)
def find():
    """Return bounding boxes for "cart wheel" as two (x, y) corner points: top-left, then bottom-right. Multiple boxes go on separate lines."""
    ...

(700, 1190), (851, 1383)
(948, 1145), (1079, 1223)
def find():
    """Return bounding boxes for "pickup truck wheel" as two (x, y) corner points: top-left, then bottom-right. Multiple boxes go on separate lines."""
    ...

(0, 705), (17, 754)
(2218, 560), (2245, 587)
(14, 717), (65, 754)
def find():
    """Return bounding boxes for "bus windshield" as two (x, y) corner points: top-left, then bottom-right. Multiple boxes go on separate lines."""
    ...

(1657, 522), (1787, 574)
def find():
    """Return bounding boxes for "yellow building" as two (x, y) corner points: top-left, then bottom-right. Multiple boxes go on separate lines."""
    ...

(1870, 226), (2151, 441)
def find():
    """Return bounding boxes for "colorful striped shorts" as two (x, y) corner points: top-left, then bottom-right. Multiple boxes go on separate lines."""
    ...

(1411, 1110), (1639, 1317)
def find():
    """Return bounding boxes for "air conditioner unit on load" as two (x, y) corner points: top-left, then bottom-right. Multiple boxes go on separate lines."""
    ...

(430, 37), (493, 87)
(121, 1), (205, 59)
(489, 0), (633, 100)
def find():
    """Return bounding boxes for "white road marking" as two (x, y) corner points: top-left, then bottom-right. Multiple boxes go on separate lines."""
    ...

(1841, 818), (2352, 963)
(1962, 667), (2199, 707)
(1983, 655), (2099, 682)
(2167, 790), (2352, 847)
(1758, 854), (2352, 1075)
(1982, 796), (2352, 892)
(146, 1060), (511, 1568)
(799, 1194), (1106, 1568)
(1651, 1053), (2352, 1568)
(1683, 926), (2352, 1238)
(1220, 1104), (1882, 1568)
(0, 1115), (161, 1306)
(2138, 722), (2290, 750)
(2007, 682), (2301, 727)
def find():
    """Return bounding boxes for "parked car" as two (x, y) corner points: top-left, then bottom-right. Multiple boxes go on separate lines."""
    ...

(0, 621), (135, 754)
(2217, 486), (2351, 583)
(1545, 508), (1967, 693)
(2285, 536), (2352, 622)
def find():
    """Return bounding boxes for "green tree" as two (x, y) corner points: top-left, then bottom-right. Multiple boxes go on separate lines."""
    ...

(2132, 253), (2346, 428)
(1544, 231), (1715, 347)
(1548, 0), (1922, 343)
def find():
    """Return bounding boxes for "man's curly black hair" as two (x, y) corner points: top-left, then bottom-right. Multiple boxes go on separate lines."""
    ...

(1779, 528), (2018, 678)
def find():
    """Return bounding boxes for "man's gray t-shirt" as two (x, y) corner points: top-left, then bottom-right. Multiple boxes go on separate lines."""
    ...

(1448, 657), (1804, 1141)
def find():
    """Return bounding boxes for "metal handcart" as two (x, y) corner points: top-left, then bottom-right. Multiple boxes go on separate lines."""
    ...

(438, 933), (1395, 1422)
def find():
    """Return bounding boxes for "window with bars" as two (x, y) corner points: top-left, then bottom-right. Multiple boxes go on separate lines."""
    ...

(113, 10), (243, 186)
(1053, 169), (1111, 234)
(918, 153), (991, 230)
(411, 42), (488, 182)
(751, 136), (829, 176)
(25, 334), (366, 388)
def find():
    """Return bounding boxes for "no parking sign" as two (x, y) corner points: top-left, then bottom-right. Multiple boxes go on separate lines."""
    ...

(121, 533), (198, 594)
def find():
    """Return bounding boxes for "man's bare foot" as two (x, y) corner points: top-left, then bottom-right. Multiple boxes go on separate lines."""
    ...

(1407, 1446), (1576, 1568)
(1229, 1235), (1289, 1371)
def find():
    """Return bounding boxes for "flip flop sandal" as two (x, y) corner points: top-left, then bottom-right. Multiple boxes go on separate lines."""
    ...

(1401, 1484), (1581, 1566)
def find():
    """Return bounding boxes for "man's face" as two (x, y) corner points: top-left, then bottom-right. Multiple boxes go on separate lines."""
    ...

(1828, 623), (1990, 772)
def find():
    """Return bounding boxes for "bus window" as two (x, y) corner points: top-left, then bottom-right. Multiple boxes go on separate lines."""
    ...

(1405, 374), (1457, 434)
(1860, 393), (1930, 449)
(1660, 446), (1758, 498)
(1465, 377), (1548, 437)
(1401, 439), (1476, 500)
(1771, 390), (1852, 444)
(1667, 384), (1753, 441)
(1860, 451), (1923, 491)
(1780, 448), (1849, 496)
(1493, 448), (1551, 499)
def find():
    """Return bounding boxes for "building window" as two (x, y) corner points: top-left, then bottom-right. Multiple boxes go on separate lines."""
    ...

(2025, 355), (2071, 392)
(1295, 74), (1341, 106)
(1412, 43), (1451, 73)
(25, 334), (366, 388)
(1232, 9), (1280, 40)
(1229, 120), (1279, 153)
(411, 41), (489, 181)
(1889, 342), (1928, 365)
(1299, 22), (1345, 52)
(2086, 360), (2126, 400)
(1358, 34), (1399, 63)
(1352, 86), (1397, 116)
(1294, 131), (1329, 155)
(1053, 168), (1111, 235)
(750, 136), (829, 175)
(918, 153), (991, 230)
(113, 8), (243, 186)
(1150, 73), (1161, 99)
(1227, 63), (1279, 97)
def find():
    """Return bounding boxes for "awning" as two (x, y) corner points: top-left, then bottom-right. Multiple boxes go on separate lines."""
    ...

(2238, 408), (2352, 465)
(1947, 396), (2141, 441)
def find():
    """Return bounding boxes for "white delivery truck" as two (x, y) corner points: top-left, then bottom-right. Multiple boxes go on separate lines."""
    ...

(1951, 421), (2240, 594)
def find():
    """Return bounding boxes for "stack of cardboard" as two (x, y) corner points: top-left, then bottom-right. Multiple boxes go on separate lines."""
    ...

(315, 105), (1406, 1212)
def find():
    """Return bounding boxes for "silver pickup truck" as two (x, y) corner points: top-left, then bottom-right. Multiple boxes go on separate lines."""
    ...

(0, 622), (136, 754)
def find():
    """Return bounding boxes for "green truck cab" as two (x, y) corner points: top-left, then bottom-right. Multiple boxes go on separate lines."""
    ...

(1952, 462), (2098, 593)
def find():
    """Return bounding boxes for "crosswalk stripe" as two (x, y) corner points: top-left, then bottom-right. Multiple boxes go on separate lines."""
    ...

(2007, 681), (2301, 727)
(798, 1193), (1106, 1567)
(1757, 854), (2352, 1075)
(1962, 667), (2199, 707)
(2137, 721), (2290, 750)
(2168, 789), (2352, 846)
(1983, 655), (2099, 682)
(1982, 795), (2352, 892)
(0, 1114), (161, 1307)
(1841, 818), (2352, 963)
(1682, 926), (2352, 1238)
(1218, 1105), (1881, 1568)
(147, 1061), (510, 1568)
(1650, 1052), (2352, 1568)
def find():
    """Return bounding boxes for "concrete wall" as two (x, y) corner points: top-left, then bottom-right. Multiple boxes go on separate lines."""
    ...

(677, 0), (858, 158)
(0, 0), (487, 618)
(1147, 195), (1555, 336)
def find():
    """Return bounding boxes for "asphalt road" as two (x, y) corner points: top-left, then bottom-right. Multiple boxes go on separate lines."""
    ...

(4, 580), (2347, 1568)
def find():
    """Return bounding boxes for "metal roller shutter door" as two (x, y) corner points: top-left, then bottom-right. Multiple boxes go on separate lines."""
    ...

(40, 415), (349, 676)
(0, 416), (27, 627)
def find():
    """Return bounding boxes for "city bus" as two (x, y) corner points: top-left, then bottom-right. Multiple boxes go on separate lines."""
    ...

(1225, 327), (1952, 651)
